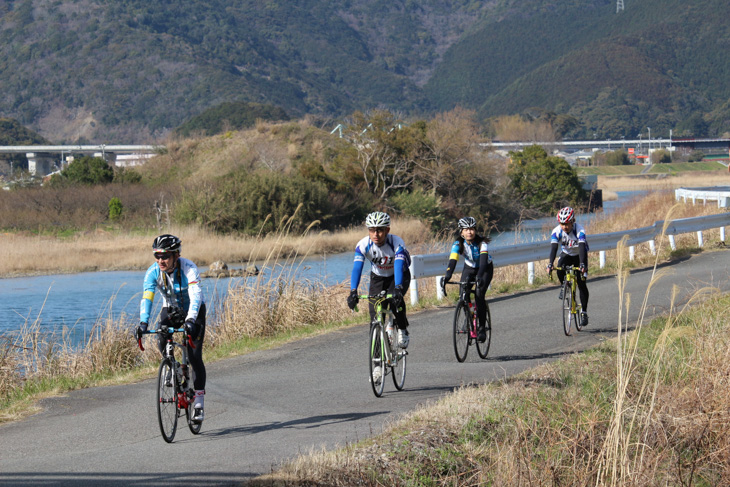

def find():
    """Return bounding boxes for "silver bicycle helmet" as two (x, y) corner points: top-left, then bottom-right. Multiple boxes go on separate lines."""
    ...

(365, 211), (390, 228)
(557, 207), (575, 224)
(152, 234), (182, 253)
(458, 216), (477, 229)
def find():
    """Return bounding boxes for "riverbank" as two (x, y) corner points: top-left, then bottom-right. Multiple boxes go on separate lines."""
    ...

(1, 190), (725, 425)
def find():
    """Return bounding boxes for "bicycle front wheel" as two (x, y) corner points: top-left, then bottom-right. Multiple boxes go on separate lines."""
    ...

(369, 323), (386, 397)
(452, 303), (470, 362)
(476, 303), (491, 359)
(562, 282), (573, 336)
(157, 358), (178, 443)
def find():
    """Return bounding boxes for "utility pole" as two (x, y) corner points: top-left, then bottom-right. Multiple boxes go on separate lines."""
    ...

(617, 0), (624, 13)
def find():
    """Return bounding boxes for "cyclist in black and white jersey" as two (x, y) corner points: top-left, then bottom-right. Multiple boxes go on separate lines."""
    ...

(441, 216), (493, 342)
(347, 211), (412, 349)
(546, 206), (590, 327)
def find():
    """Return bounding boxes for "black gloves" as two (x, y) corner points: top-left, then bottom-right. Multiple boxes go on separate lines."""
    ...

(477, 277), (486, 290)
(135, 322), (148, 340)
(347, 289), (359, 310)
(546, 263), (553, 273)
(393, 285), (405, 309)
(579, 264), (587, 277)
(184, 318), (198, 337)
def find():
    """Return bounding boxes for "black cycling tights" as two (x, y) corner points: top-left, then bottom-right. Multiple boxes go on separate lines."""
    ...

(157, 304), (207, 391)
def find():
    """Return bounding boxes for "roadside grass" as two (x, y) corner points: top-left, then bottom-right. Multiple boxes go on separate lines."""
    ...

(249, 230), (730, 486)
(0, 192), (725, 424)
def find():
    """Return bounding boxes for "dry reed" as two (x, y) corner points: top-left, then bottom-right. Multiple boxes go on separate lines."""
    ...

(0, 217), (430, 277)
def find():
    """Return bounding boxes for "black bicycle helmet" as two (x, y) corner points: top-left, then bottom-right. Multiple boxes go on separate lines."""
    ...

(152, 234), (182, 253)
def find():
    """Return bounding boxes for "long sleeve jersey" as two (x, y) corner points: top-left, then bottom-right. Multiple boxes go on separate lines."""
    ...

(140, 257), (205, 324)
(548, 223), (589, 265)
(350, 234), (411, 289)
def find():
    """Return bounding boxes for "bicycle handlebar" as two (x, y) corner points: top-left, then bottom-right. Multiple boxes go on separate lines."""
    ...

(440, 278), (481, 298)
(136, 327), (196, 352)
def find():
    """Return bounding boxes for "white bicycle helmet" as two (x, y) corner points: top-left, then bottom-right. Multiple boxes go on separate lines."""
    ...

(365, 211), (390, 228)
(152, 234), (182, 253)
(557, 207), (575, 224)
(458, 216), (477, 229)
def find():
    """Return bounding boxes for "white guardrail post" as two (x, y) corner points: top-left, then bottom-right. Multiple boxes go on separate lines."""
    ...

(408, 212), (730, 303)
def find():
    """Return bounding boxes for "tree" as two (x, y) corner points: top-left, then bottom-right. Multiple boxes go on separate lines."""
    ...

(593, 150), (630, 166)
(507, 145), (587, 215)
(58, 156), (114, 185)
(344, 110), (424, 199)
(416, 107), (478, 196)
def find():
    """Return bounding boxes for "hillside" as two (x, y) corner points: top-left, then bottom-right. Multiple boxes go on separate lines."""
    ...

(426, 0), (730, 139)
(0, 0), (729, 142)
(0, 0), (486, 143)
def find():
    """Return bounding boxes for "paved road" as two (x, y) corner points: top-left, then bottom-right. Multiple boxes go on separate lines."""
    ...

(1, 250), (729, 486)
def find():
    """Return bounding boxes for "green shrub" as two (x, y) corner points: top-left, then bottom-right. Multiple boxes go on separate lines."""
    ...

(174, 169), (332, 234)
(108, 197), (123, 220)
(390, 187), (448, 231)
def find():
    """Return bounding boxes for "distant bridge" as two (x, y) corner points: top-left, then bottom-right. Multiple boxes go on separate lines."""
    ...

(485, 137), (730, 153)
(0, 145), (163, 176)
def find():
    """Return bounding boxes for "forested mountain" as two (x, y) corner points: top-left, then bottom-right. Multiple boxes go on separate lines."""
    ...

(0, 0), (728, 143)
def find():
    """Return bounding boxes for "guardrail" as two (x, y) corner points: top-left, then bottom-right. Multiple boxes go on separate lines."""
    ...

(407, 212), (730, 304)
(675, 187), (730, 208)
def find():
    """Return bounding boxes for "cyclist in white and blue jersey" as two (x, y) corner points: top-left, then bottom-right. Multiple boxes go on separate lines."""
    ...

(441, 217), (493, 342)
(546, 206), (590, 327)
(347, 211), (412, 349)
(134, 234), (207, 422)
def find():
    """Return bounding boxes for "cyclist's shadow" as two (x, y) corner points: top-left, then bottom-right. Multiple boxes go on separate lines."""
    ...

(201, 411), (389, 439)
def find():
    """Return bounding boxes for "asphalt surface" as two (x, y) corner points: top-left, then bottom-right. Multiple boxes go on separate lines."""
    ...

(1, 249), (729, 486)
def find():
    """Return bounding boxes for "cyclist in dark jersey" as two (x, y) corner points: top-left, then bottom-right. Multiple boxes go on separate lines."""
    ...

(134, 234), (207, 422)
(546, 206), (590, 327)
(441, 217), (493, 342)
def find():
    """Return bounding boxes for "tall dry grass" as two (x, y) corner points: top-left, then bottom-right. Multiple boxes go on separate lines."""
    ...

(0, 217), (430, 277)
(598, 170), (730, 191)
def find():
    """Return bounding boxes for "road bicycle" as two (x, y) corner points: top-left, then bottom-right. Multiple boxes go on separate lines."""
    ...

(554, 265), (585, 336)
(137, 326), (202, 443)
(358, 291), (407, 397)
(441, 279), (491, 362)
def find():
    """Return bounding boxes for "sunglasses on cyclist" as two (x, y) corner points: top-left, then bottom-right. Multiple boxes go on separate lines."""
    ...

(154, 253), (174, 261)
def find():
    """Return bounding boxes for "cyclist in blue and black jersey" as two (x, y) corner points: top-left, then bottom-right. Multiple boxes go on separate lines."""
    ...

(346, 211), (412, 349)
(134, 234), (207, 422)
(546, 206), (590, 327)
(441, 217), (493, 342)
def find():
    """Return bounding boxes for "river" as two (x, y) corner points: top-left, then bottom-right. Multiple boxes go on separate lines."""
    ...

(0, 191), (648, 345)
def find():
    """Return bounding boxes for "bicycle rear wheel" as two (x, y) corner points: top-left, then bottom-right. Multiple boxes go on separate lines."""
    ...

(573, 287), (583, 332)
(476, 303), (491, 359)
(157, 358), (178, 443)
(391, 324), (407, 390)
(369, 323), (386, 397)
(452, 303), (470, 362)
(186, 391), (202, 434)
(562, 282), (573, 336)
